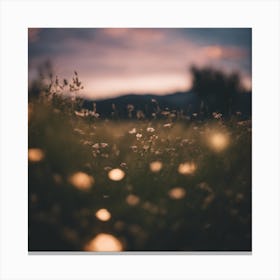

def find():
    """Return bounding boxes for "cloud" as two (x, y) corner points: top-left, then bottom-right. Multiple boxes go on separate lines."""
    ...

(28, 28), (251, 98)
(181, 28), (252, 49)
(99, 28), (166, 44)
(201, 45), (248, 60)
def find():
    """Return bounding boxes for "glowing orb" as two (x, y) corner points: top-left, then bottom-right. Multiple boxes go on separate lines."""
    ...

(209, 132), (229, 152)
(69, 172), (94, 190)
(28, 148), (44, 162)
(108, 168), (125, 181)
(168, 187), (186, 199)
(95, 208), (111, 222)
(84, 233), (123, 251)
(178, 162), (196, 175)
(126, 194), (140, 206)
(149, 161), (163, 173)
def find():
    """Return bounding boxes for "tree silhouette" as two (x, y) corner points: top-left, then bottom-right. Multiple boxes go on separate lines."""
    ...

(190, 66), (242, 118)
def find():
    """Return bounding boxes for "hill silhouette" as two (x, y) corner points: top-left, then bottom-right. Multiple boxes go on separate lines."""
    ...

(82, 90), (251, 120)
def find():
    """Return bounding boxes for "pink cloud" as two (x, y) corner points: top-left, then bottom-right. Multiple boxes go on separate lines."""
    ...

(201, 45), (247, 60)
(98, 28), (166, 44)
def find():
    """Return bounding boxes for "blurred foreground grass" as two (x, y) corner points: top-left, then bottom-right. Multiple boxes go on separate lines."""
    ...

(28, 100), (251, 251)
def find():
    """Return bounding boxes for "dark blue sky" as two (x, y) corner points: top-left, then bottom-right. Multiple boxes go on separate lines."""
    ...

(29, 28), (251, 99)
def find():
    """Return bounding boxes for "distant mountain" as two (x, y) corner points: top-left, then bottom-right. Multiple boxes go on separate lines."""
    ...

(82, 90), (251, 120)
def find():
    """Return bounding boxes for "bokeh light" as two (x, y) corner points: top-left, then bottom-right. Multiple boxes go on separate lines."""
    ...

(126, 194), (140, 206)
(108, 168), (125, 181)
(168, 187), (186, 199)
(68, 172), (94, 190)
(178, 162), (196, 175)
(149, 161), (163, 173)
(209, 132), (229, 152)
(95, 208), (111, 222)
(84, 233), (123, 251)
(28, 148), (45, 162)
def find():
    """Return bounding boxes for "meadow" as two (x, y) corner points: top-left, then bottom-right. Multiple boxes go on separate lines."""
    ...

(28, 97), (251, 252)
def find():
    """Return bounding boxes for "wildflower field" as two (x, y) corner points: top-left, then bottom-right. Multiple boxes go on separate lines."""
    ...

(28, 99), (251, 252)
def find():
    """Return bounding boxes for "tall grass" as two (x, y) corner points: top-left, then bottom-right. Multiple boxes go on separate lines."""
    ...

(28, 76), (251, 251)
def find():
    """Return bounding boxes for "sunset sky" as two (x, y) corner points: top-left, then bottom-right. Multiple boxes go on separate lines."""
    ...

(28, 28), (251, 99)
